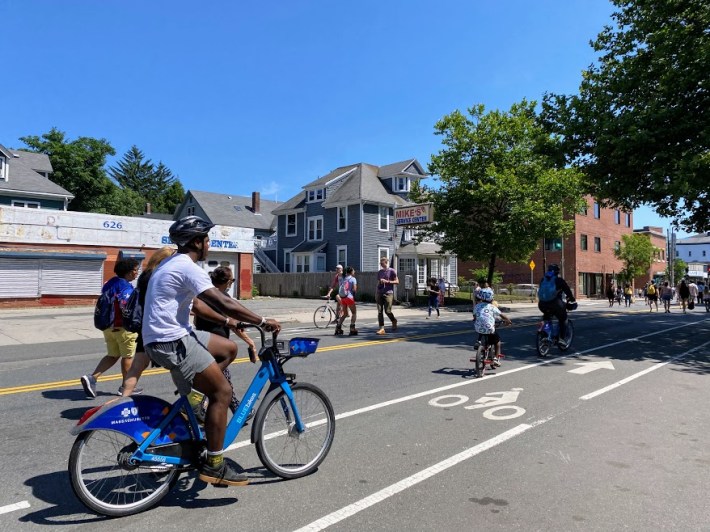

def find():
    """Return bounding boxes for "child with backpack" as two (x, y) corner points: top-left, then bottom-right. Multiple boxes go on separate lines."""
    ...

(334, 266), (358, 336)
(646, 280), (659, 312)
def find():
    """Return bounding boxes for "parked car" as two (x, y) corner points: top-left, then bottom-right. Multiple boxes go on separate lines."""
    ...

(498, 283), (537, 296)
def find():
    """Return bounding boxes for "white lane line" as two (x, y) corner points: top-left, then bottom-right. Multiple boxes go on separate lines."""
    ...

(293, 421), (550, 532)
(580, 340), (710, 401)
(225, 320), (705, 454)
(0, 501), (30, 515)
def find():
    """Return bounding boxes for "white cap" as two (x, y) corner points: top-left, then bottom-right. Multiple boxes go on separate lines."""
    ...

(336, 264), (343, 270)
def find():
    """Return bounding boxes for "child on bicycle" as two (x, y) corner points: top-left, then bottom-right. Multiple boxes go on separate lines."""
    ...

(472, 287), (511, 367)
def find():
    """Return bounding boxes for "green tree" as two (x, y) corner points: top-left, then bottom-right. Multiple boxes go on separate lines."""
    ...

(541, 0), (710, 233)
(415, 100), (587, 285)
(668, 258), (688, 284)
(108, 146), (184, 214)
(19, 128), (118, 213)
(613, 233), (655, 282)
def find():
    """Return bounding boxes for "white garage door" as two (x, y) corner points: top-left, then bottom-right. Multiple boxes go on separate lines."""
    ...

(41, 259), (105, 295)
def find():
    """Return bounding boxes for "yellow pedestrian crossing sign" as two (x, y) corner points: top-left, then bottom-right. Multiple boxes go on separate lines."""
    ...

(529, 260), (535, 270)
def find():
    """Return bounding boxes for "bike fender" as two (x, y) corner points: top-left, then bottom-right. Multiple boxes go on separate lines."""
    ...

(70, 395), (192, 445)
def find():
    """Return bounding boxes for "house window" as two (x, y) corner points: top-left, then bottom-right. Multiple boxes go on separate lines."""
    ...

(379, 206), (389, 231)
(688, 251), (692, 257)
(594, 237), (601, 252)
(593, 203), (600, 219)
(675, 250), (679, 257)
(295, 254), (310, 273)
(614, 241), (621, 251)
(284, 249), (292, 273)
(337, 246), (347, 267)
(0, 156), (6, 181)
(544, 238), (562, 251)
(307, 216), (323, 241)
(625, 213), (631, 227)
(703, 251), (707, 257)
(580, 234), (588, 251)
(399, 258), (416, 273)
(581, 204), (588, 216)
(394, 177), (409, 192)
(186, 206), (195, 215)
(315, 254), (326, 271)
(286, 214), (297, 236)
(337, 207), (347, 232)
(378, 247), (390, 267)
(307, 189), (325, 202)
(614, 210), (620, 224)
(11, 200), (40, 208)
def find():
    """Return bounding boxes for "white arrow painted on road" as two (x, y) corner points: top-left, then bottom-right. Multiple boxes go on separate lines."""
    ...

(568, 361), (615, 374)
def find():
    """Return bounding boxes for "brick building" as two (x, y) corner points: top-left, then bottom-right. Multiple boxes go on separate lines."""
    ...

(458, 197), (635, 298)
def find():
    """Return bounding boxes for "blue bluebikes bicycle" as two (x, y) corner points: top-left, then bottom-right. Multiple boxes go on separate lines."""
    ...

(68, 326), (335, 517)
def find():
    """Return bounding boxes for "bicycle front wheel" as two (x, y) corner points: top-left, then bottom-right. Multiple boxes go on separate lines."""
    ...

(254, 382), (335, 479)
(69, 430), (179, 517)
(558, 320), (574, 351)
(313, 305), (335, 328)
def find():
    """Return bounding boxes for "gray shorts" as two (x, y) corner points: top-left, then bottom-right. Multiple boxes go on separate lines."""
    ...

(145, 329), (214, 395)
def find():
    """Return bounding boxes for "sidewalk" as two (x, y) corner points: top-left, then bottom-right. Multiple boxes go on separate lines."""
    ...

(0, 297), (541, 347)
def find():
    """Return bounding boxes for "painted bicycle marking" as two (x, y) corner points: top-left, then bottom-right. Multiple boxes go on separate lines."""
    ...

(428, 388), (526, 420)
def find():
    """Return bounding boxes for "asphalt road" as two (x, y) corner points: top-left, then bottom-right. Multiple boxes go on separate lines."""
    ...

(1, 303), (709, 531)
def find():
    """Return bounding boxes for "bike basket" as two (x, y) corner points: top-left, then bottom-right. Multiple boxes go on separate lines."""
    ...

(289, 337), (320, 356)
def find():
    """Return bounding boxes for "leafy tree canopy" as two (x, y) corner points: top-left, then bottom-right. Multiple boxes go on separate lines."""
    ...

(108, 147), (184, 214)
(541, 0), (710, 233)
(414, 100), (587, 284)
(19, 128), (117, 213)
(614, 233), (656, 281)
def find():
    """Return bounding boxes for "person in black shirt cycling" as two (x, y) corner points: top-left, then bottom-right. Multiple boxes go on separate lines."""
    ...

(537, 264), (576, 349)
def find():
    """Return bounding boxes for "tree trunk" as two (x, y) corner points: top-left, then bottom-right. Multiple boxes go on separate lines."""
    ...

(487, 253), (497, 285)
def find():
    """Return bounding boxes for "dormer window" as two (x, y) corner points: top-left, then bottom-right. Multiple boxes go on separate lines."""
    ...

(394, 177), (409, 192)
(307, 189), (325, 202)
(0, 156), (6, 181)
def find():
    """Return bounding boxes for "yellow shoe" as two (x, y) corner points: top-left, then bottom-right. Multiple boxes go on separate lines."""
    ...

(376, 328), (385, 335)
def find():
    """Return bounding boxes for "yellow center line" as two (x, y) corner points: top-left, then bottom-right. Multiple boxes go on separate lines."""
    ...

(0, 318), (586, 396)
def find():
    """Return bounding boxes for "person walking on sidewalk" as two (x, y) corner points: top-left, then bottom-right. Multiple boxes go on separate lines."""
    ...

(376, 257), (399, 335)
(81, 258), (140, 398)
(334, 266), (358, 336)
(426, 277), (440, 318)
(324, 265), (344, 323)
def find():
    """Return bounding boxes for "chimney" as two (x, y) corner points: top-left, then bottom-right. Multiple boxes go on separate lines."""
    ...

(145, 202), (152, 215)
(251, 192), (260, 214)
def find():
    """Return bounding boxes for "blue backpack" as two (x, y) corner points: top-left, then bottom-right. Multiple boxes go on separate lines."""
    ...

(538, 273), (558, 302)
(93, 290), (114, 330)
(122, 285), (143, 333)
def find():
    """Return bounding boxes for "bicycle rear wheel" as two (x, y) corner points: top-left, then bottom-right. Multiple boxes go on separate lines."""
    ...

(254, 382), (335, 479)
(313, 305), (335, 328)
(69, 430), (179, 517)
(536, 332), (551, 357)
(474, 345), (486, 378)
(558, 320), (574, 351)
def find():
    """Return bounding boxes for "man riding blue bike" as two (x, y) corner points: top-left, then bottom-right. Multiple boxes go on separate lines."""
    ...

(142, 215), (281, 487)
(537, 264), (577, 349)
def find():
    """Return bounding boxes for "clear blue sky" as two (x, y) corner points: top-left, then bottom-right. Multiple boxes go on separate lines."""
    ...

(2, 0), (689, 237)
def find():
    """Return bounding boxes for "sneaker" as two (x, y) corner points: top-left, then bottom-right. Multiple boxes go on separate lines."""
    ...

(199, 459), (249, 487)
(391, 321), (398, 332)
(349, 328), (358, 336)
(558, 339), (568, 349)
(117, 386), (143, 396)
(80, 375), (97, 398)
(376, 328), (386, 335)
(491, 358), (501, 368)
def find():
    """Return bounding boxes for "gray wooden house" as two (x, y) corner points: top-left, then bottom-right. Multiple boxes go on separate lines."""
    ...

(0, 144), (74, 209)
(271, 159), (457, 287)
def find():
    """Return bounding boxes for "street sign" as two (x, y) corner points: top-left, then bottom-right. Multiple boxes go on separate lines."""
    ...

(529, 260), (535, 270)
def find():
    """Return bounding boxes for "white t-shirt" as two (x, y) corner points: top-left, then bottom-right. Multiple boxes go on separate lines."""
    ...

(474, 302), (502, 334)
(142, 253), (214, 344)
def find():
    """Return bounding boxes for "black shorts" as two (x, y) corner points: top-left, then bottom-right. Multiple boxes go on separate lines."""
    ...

(478, 332), (501, 345)
(647, 294), (658, 301)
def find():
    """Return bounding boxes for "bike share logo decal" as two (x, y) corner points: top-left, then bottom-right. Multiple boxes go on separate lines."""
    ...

(109, 406), (150, 425)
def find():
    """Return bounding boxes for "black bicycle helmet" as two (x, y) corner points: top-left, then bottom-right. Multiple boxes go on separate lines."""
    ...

(169, 215), (215, 247)
(547, 264), (560, 275)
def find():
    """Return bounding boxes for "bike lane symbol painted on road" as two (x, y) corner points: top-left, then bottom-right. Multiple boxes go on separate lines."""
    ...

(428, 388), (526, 420)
